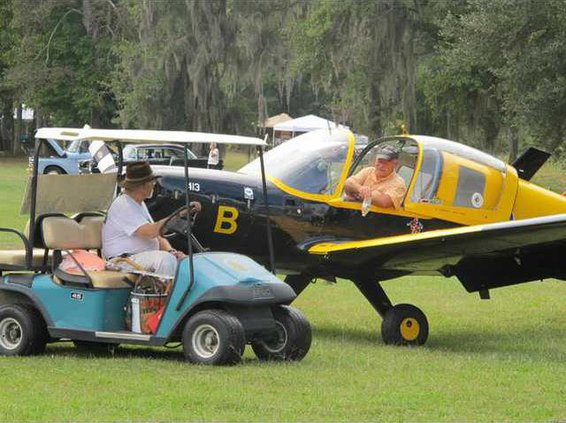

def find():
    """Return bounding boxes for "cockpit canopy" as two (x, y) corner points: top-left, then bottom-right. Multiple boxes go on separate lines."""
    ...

(240, 129), (513, 224)
(239, 130), (354, 197)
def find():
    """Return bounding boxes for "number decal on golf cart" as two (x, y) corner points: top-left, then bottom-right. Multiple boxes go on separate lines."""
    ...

(70, 292), (84, 301)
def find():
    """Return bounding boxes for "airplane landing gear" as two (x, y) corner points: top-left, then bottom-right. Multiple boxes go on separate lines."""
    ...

(352, 274), (429, 346)
(381, 304), (428, 346)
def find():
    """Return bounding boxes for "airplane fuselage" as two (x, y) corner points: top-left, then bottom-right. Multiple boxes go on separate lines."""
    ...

(149, 167), (459, 276)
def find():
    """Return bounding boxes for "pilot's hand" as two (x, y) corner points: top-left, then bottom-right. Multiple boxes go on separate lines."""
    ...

(359, 186), (372, 199)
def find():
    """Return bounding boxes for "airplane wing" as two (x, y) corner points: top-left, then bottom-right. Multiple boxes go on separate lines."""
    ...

(307, 214), (566, 293)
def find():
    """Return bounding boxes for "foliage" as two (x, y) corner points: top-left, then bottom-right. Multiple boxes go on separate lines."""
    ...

(0, 0), (564, 159)
(4, 0), (118, 127)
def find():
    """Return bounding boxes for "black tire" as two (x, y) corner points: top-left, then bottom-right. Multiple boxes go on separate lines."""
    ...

(73, 341), (119, 354)
(0, 304), (48, 356)
(381, 303), (429, 346)
(182, 310), (245, 365)
(44, 166), (65, 175)
(251, 305), (312, 362)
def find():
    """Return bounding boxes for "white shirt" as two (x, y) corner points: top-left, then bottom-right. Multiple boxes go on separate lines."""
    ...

(208, 148), (219, 166)
(102, 194), (159, 259)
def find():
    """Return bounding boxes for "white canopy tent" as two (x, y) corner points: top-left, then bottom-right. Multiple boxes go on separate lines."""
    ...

(273, 114), (348, 133)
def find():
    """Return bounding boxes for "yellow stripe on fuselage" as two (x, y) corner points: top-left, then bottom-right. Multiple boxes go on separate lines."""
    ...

(308, 224), (485, 255)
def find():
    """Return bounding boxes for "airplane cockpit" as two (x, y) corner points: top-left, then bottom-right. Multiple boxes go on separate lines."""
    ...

(240, 129), (516, 225)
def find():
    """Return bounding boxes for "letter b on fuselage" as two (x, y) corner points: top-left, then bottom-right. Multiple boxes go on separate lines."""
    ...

(214, 205), (239, 234)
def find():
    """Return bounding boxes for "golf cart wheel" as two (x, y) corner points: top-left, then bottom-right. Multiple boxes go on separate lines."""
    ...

(251, 305), (312, 362)
(0, 304), (48, 356)
(73, 341), (119, 354)
(182, 310), (245, 365)
(381, 304), (429, 346)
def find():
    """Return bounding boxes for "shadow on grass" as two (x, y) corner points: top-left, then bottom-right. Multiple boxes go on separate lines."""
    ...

(313, 323), (566, 362)
(47, 342), (184, 361)
(428, 327), (566, 362)
(312, 325), (379, 344)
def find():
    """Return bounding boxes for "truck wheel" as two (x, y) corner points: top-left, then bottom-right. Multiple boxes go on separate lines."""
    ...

(44, 166), (65, 175)
(0, 304), (48, 356)
(381, 303), (429, 346)
(182, 310), (245, 365)
(251, 305), (312, 361)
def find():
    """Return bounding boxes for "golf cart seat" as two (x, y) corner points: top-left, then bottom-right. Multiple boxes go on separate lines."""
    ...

(0, 219), (54, 271)
(0, 247), (52, 270)
(41, 215), (134, 289)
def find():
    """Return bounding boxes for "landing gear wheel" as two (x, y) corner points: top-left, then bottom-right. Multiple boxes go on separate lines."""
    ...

(381, 304), (429, 346)
(182, 310), (245, 365)
(0, 304), (48, 356)
(251, 305), (312, 361)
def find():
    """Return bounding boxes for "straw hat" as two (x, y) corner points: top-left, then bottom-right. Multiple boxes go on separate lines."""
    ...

(120, 161), (161, 189)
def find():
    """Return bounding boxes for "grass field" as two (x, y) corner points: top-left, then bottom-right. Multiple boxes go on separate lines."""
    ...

(0, 156), (565, 421)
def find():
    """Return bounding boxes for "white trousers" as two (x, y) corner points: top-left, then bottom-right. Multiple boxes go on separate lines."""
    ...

(130, 251), (178, 278)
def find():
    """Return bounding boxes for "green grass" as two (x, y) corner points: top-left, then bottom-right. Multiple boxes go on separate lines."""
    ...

(0, 279), (564, 421)
(531, 160), (566, 193)
(0, 157), (565, 421)
(0, 159), (29, 248)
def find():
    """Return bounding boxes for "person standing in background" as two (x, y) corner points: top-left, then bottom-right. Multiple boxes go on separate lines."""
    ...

(207, 142), (220, 169)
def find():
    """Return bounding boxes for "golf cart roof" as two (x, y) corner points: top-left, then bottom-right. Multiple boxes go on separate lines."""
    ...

(35, 128), (266, 147)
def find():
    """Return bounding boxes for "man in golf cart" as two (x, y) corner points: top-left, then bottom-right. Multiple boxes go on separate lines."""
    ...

(102, 161), (200, 277)
(343, 145), (406, 209)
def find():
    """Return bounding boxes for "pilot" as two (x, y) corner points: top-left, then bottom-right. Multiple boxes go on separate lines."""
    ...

(344, 145), (406, 209)
(102, 161), (200, 277)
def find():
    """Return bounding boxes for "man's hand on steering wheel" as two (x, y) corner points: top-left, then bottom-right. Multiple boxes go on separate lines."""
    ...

(159, 201), (202, 237)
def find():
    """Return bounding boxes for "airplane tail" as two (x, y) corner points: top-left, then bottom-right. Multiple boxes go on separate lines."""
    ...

(511, 147), (551, 181)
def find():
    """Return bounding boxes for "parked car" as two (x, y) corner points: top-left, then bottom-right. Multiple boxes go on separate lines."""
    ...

(29, 139), (92, 174)
(84, 143), (214, 173)
(122, 143), (214, 168)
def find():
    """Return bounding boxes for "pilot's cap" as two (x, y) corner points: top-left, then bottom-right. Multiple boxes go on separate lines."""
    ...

(375, 145), (400, 160)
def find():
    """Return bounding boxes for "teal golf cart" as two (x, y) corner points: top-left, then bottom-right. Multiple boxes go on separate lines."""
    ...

(0, 128), (311, 365)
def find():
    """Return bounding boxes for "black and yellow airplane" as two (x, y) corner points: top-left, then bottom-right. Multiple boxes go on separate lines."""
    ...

(144, 129), (565, 346)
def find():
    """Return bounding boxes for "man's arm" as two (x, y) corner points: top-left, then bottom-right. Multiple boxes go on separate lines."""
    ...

(370, 190), (395, 208)
(344, 168), (369, 198)
(134, 219), (166, 238)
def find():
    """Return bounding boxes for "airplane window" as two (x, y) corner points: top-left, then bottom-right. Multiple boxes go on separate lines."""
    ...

(454, 166), (486, 208)
(239, 129), (352, 196)
(411, 149), (443, 202)
(349, 140), (417, 205)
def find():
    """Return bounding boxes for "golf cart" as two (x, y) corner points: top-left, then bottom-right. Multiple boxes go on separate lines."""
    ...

(0, 128), (311, 365)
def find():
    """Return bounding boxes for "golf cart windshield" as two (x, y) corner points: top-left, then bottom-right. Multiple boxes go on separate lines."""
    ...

(239, 129), (353, 196)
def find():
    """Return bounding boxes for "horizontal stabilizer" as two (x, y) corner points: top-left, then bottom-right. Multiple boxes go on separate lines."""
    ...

(512, 147), (551, 181)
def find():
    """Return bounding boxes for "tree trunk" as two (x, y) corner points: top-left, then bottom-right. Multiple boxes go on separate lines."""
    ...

(13, 104), (22, 156)
(507, 125), (519, 163)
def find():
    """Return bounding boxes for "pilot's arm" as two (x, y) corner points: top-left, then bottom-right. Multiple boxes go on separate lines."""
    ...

(344, 168), (372, 199)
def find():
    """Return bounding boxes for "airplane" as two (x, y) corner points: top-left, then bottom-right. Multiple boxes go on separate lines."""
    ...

(43, 127), (566, 346)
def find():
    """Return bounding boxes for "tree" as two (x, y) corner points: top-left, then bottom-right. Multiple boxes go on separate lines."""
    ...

(6, 0), (118, 128)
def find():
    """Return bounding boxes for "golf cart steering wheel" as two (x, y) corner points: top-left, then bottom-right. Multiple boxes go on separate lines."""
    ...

(160, 205), (198, 237)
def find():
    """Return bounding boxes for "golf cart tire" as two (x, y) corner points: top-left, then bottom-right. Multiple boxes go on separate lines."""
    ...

(251, 305), (312, 362)
(381, 303), (429, 346)
(182, 309), (245, 365)
(0, 304), (48, 356)
(44, 166), (65, 175)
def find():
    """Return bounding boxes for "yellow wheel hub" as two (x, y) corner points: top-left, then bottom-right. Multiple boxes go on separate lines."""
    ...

(400, 317), (420, 341)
